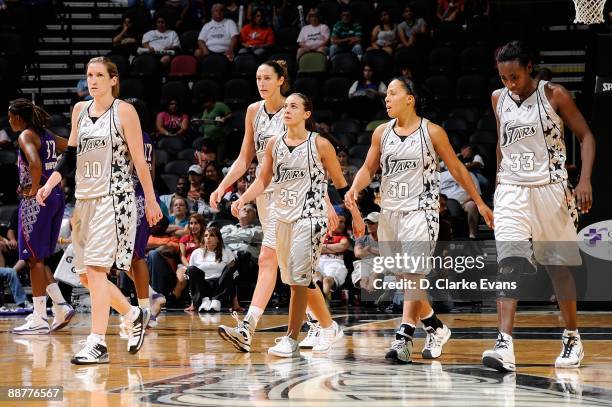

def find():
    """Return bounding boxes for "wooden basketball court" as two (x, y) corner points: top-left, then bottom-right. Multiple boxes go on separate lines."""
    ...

(1, 309), (611, 406)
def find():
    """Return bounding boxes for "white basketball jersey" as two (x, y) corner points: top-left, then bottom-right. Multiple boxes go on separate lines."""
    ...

(379, 118), (440, 212)
(75, 99), (134, 199)
(271, 132), (327, 223)
(497, 80), (567, 185)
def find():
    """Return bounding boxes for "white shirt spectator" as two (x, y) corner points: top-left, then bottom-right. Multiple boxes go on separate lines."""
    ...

(198, 18), (239, 53)
(189, 247), (235, 279)
(142, 29), (180, 51)
(439, 169), (480, 204)
(398, 18), (426, 39)
(297, 23), (330, 49)
(221, 223), (263, 260)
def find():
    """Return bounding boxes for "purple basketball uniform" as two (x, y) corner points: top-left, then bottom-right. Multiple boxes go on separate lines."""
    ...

(18, 130), (65, 261)
(132, 132), (153, 259)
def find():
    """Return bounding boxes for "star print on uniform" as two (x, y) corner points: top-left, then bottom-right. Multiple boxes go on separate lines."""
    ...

(418, 138), (440, 211)
(541, 110), (567, 183)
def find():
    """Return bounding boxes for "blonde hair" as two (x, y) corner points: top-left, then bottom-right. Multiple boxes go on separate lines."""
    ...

(87, 56), (120, 98)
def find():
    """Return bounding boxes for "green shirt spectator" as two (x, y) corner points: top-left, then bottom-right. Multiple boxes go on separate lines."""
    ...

(199, 95), (232, 142)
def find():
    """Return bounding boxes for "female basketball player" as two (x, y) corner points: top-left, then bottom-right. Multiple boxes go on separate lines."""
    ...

(345, 78), (493, 363)
(8, 99), (74, 335)
(482, 41), (595, 372)
(37, 57), (163, 364)
(212, 61), (347, 353)
(232, 93), (362, 357)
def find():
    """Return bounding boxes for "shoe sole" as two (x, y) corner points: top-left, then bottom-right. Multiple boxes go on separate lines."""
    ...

(218, 326), (250, 352)
(71, 355), (110, 365)
(128, 309), (151, 354)
(483, 355), (515, 372)
(51, 308), (75, 332)
(12, 328), (50, 335)
(422, 328), (452, 359)
(268, 349), (299, 358)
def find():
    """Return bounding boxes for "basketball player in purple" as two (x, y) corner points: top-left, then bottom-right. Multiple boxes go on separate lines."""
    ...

(8, 99), (74, 334)
(120, 98), (165, 331)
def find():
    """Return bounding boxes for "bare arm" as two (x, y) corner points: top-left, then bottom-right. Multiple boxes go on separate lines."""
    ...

(176, 114), (190, 137)
(38, 101), (85, 199)
(156, 113), (169, 136)
(429, 122), (494, 228)
(18, 130), (42, 197)
(317, 136), (347, 189)
(345, 124), (384, 207)
(210, 103), (257, 208)
(232, 136), (275, 215)
(120, 102), (163, 226)
(548, 83), (595, 212)
(322, 236), (350, 254)
(197, 40), (210, 55)
(491, 89), (503, 184)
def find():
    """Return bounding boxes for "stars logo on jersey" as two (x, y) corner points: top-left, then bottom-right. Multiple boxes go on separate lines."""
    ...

(381, 155), (419, 177)
(256, 134), (273, 153)
(77, 136), (108, 155)
(501, 120), (537, 147)
(273, 163), (307, 184)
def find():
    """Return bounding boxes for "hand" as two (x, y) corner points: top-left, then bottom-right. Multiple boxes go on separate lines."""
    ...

(327, 204), (339, 232)
(209, 187), (224, 210)
(7, 239), (17, 250)
(574, 179), (592, 214)
(36, 184), (52, 206)
(231, 199), (244, 218)
(477, 202), (494, 229)
(352, 216), (365, 238)
(225, 50), (234, 61)
(21, 185), (39, 198)
(145, 198), (163, 227)
(344, 188), (359, 210)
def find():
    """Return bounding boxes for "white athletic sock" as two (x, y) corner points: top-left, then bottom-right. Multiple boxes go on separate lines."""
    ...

(33, 296), (47, 319)
(138, 298), (150, 309)
(88, 333), (106, 346)
(46, 283), (66, 304)
(148, 286), (157, 297)
(244, 305), (263, 327)
(123, 306), (140, 322)
(500, 331), (513, 342)
(564, 329), (579, 337)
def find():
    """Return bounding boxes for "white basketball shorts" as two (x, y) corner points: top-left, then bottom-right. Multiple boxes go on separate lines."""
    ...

(494, 182), (581, 266)
(256, 191), (277, 250)
(72, 192), (137, 274)
(276, 217), (327, 286)
(378, 209), (439, 275)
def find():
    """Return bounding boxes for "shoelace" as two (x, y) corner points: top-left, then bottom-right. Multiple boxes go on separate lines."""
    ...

(495, 332), (510, 351)
(77, 340), (103, 358)
(391, 338), (407, 350)
(562, 336), (577, 358)
(425, 329), (442, 349)
(230, 311), (248, 331)
(274, 336), (293, 346)
(305, 321), (321, 340)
